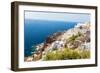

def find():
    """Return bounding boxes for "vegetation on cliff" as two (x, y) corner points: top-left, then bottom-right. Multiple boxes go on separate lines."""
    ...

(43, 48), (90, 60)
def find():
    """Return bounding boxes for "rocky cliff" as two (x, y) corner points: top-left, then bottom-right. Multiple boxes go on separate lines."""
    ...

(25, 23), (90, 62)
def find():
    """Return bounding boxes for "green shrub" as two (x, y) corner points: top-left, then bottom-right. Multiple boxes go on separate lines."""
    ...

(80, 50), (90, 59)
(43, 48), (90, 61)
(66, 50), (80, 59)
(69, 34), (78, 42)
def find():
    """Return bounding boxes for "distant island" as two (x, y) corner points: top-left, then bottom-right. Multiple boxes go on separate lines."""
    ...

(24, 22), (90, 62)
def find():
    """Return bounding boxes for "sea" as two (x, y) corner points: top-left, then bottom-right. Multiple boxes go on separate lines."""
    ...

(24, 19), (77, 57)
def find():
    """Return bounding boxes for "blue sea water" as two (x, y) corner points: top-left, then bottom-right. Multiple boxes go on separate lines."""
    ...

(24, 20), (77, 56)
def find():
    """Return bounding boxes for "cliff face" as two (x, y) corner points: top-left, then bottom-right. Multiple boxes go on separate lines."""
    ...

(25, 23), (90, 62)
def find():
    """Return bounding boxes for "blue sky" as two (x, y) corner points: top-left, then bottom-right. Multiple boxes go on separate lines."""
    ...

(25, 11), (90, 23)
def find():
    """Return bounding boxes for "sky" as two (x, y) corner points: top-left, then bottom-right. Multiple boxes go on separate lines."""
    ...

(24, 11), (90, 23)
